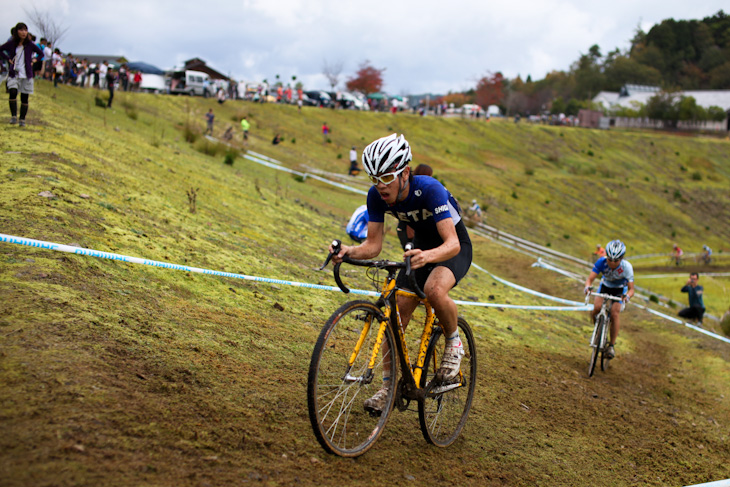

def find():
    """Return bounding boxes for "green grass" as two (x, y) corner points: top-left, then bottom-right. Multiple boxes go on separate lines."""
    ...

(1, 82), (729, 486)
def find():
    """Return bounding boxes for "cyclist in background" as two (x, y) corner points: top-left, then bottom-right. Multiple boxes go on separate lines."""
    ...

(672, 244), (683, 266)
(584, 240), (635, 359)
(330, 134), (472, 414)
(700, 245), (712, 265)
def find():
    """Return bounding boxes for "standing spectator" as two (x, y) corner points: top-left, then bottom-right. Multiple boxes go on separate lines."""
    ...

(105, 67), (116, 108)
(202, 77), (210, 98)
(118, 64), (128, 91)
(78, 58), (89, 87)
(52, 48), (63, 87)
(204, 108), (214, 135)
(348, 146), (359, 175)
(678, 273), (705, 327)
(322, 122), (329, 143)
(297, 97), (303, 112)
(43, 40), (53, 80)
(216, 87), (226, 104)
(132, 70), (142, 92)
(98, 60), (108, 89)
(90, 62), (99, 88)
(1, 23), (44, 127)
(33, 37), (45, 78)
(240, 116), (250, 143)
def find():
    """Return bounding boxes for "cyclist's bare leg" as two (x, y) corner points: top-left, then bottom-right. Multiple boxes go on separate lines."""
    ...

(423, 267), (458, 335)
(591, 296), (604, 324)
(609, 301), (621, 345)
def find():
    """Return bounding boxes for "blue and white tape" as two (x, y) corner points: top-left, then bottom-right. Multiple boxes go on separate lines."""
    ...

(243, 153), (368, 196)
(472, 263), (585, 306)
(1, 233), (592, 311)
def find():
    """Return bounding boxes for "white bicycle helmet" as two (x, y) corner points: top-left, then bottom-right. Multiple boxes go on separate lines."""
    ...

(605, 240), (626, 260)
(361, 133), (412, 176)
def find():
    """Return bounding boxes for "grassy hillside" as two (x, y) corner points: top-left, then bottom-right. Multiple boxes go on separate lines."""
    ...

(1, 83), (729, 486)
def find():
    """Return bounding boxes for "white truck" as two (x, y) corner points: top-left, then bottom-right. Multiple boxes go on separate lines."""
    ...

(166, 70), (215, 97)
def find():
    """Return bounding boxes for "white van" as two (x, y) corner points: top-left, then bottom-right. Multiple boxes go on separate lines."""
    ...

(166, 70), (214, 97)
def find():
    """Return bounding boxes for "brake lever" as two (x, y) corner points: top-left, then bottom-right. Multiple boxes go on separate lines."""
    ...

(319, 239), (342, 270)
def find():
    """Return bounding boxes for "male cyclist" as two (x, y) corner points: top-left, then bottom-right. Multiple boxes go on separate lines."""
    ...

(330, 133), (472, 414)
(584, 240), (635, 359)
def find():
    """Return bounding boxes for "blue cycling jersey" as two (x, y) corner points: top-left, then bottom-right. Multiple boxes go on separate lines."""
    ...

(367, 175), (462, 250)
(592, 257), (634, 289)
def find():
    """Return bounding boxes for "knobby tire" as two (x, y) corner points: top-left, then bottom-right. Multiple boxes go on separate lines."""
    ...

(307, 300), (398, 457)
(418, 317), (477, 447)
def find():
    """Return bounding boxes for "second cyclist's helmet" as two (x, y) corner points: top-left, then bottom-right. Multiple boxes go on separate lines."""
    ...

(362, 133), (412, 176)
(605, 240), (626, 260)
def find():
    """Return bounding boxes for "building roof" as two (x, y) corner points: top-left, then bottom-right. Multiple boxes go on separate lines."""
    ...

(593, 86), (730, 112)
(183, 58), (229, 81)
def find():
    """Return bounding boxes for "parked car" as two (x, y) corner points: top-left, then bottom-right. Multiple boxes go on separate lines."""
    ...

(304, 90), (332, 107)
(166, 70), (215, 97)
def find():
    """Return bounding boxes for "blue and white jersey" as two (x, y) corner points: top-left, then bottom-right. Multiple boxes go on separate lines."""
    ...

(592, 257), (634, 289)
(367, 175), (462, 250)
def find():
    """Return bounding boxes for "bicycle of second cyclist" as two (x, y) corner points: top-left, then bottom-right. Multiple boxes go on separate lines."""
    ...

(307, 240), (477, 457)
(585, 289), (623, 377)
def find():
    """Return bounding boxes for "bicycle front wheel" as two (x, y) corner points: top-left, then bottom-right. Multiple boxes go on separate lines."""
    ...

(418, 317), (477, 447)
(588, 315), (605, 377)
(600, 318), (611, 372)
(307, 300), (398, 457)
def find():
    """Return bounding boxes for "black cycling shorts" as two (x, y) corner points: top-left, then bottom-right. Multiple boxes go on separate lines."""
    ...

(598, 284), (624, 298)
(396, 220), (472, 291)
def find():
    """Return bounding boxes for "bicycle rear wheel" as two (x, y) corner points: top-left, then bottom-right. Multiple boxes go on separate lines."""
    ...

(588, 316), (604, 377)
(418, 317), (477, 447)
(307, 300), (398, 457)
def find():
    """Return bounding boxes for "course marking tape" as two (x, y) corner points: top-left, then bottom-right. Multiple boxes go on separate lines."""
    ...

(638, 273), (730, 279)
(243, 153), (368, 196)
(0, 233), (593, 312)
(684, 479), (730, 487)
(471, 263), (585, 306)
(0, 233), (378, 298)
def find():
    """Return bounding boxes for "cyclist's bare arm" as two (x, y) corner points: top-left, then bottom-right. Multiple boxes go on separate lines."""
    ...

(406, 219), (460, 270)
(624, 282), (635, 301)
(584, 271), (599, 293)
(331, 221), (384, 263)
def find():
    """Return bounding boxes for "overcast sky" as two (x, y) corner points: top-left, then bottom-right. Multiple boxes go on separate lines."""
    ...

(3, 0), (728, 94)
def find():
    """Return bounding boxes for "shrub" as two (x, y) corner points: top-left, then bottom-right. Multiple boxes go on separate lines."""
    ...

(587, 150), (594, 157)
(720, 313), (730, 337)
(649, 295), (659, 303)
(511, 191), (518, 199)
(525, 168), (534, 176)
(194, 139), (226, 157)
(691, 172), (702, 180)
(563, 234), (570, 239)
(223, 149), (238, 165)
(183, 122), (199, 143)
(337, 154), (342, 159)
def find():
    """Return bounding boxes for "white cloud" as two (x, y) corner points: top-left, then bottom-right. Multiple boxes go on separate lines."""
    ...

(3, 0), (727, 94)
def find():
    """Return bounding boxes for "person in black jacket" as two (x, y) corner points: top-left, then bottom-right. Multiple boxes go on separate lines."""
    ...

(0, 23), (44, 127)
(678, 272), (706, 326)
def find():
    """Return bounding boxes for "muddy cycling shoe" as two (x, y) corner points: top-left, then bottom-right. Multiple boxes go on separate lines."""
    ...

(9, 116), (17, 125)
(606, 345), (616, 359)
(363, 387), (390, 415)
(436, 339), (465, 382)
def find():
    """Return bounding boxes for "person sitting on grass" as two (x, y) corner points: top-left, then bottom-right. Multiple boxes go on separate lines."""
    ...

(678, 272), (705, 327)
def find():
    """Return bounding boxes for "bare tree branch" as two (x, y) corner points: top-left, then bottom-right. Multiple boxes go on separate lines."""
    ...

(322, 59), (344, 91)
(23, 5), (70, 47)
